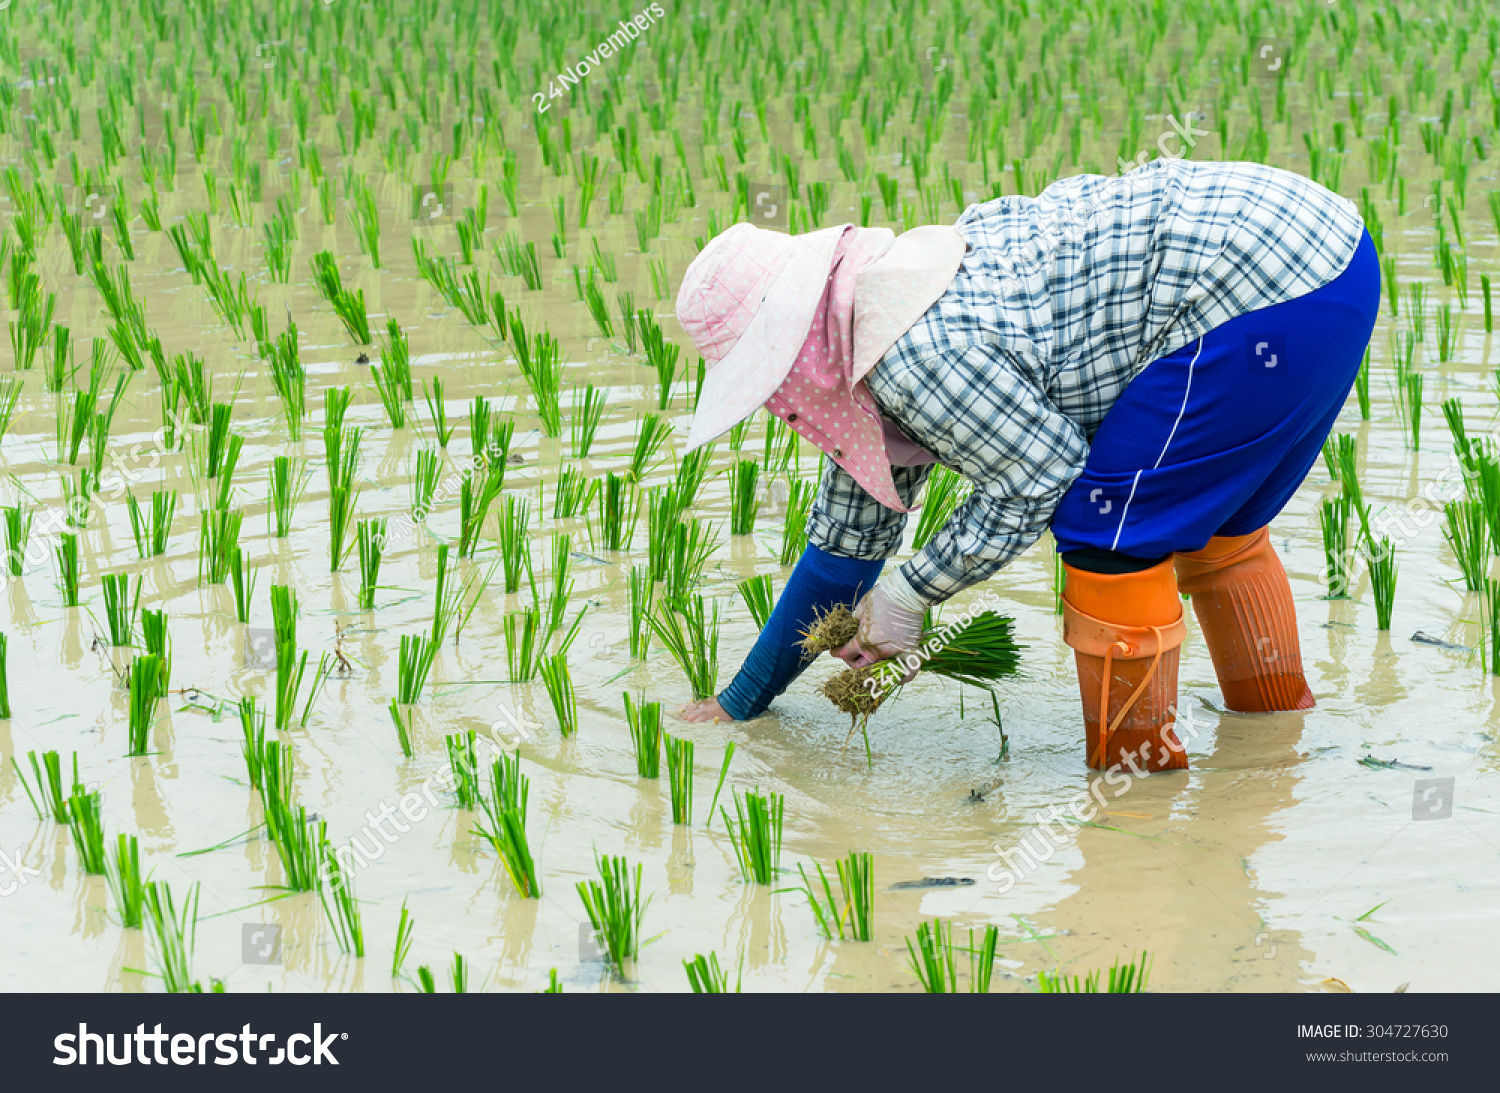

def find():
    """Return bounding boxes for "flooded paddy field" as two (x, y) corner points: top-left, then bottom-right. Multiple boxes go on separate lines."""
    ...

(0, 0), (1497, 994)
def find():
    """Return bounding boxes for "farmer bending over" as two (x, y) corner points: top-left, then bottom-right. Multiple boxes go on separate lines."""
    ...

(673, 157), (1379, 772)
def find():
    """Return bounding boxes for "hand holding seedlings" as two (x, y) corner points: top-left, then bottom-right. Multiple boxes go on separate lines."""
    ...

(832, 573), (926, 671)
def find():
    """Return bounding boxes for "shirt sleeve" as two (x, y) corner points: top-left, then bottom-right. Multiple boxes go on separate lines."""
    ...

(889, 343), (1090, 602)
(805, 454), (932, 561)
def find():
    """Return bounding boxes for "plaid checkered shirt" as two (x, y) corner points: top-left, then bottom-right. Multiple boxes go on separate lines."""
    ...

(805, 157), (1366, 602)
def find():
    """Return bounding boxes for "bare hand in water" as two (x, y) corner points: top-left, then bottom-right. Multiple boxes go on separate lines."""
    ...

(678, 696), (730, 723)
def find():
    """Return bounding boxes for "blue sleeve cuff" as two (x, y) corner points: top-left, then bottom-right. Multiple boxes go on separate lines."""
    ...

(717, 543), (884, 720)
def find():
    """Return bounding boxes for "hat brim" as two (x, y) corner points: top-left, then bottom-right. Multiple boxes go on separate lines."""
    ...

(684, 225), (850, 452)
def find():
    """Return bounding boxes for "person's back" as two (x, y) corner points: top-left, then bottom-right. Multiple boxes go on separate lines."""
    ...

(888, 158), (1367, 436)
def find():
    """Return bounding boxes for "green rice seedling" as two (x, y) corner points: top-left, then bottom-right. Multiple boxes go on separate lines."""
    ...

(126, 490), (177, 558)
(318, 839), (365, 957)
(264, 795), (323, 893)
(141, 610), (170, 697)
(239, 696), (271, 791)
(906, 920), (958, 992)
(663, 733), (694, 825)
(729, 459), (762, 535)
(457, 464), (505, 559)
(552, 464), (596, 519)
(202, 401), (236, 480)
(56, 533), (81, 606)
(397, 633), (439, 704)
(229, 549), (256, 624)
(1488, 581), (1500, 678)
(310, 250), (344, 303)
(1365, 538), (1398, 631)
(105, 835), (145, 929)
(643, 334), (681, 411)
(43, 327), (72, 394)
(626, 413), (673, 482)
(646, 485), (683, 580)
(391, 900), (415, 978)
(684, 952), (741, 993)
(967, 924), (1001, 994)
(651, 595), (721, 699)
(347, 185), (381, 268)
(576, 854), (649, 976)
(1038, 952), (1154, 993)
(389, 700), (414, 759)
(1400, 368), (1424, 450)
(325, 386), (355, 432)
(704, 740), (738, 832)
(143, 881), (201, 993)
(738, 574), (774, 629)
(0, 633), (9, 719)
(797, 851), (875, 941)
(197, 508), (243, 585)
(539, 654), (578, 737)
(1442, 500), (1489, 592)
(328, 480), (360, 573)
(496, 494), (532, 592)
(624, 692), (662, 778)
(674, 446), (714, 510)
(663, 518), (721, 605)
(582, 273), (613, 337)
(101, 572), (141, 646)
(265, 325), (307, 439)
(779, 479), (816, 565)
(11, 749), (73, 822)
(4, 503), (33, 575)
(449, 953), (470, 993)
(617, 291), (639, 353)
(372, 318), (415, 428)
(912, 467), (971, 550)
(628, 565), (654, 659)
(727, 416), (752, 452)
(571, 384), (607, 458)
(62, 470), (95, 529)
(0, 376), (22, 441)
(503, 608), (543, 682)
(422, 378), (455, 447)
(126, 655), (163, 756)
(722, 787), (784, 885)
(410, 449), (442, 521)
(356, 519), (386, 611)
(591, 472), (640, 552)
(331, 288), (372, 345)
(273, 649), (309, 734)
(415, 966), (436, 993)
(67, 784), (107, 874)
(474, 752), (540, 898)
(1319, 496), (1354, 599)
(446, 730), (482, 809)
(1329, 434), (1372, 546)
(268, 456), (310, 538)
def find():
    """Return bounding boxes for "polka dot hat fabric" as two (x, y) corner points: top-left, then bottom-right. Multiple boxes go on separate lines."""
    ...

(675, 220), (967, 507)
(763, 229), (920, 512)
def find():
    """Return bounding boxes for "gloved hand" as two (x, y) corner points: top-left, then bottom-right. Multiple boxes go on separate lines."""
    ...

(833, 568), (928, 669)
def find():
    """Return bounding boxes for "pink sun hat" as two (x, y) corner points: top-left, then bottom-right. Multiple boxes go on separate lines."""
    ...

(675, 220), (967, 452)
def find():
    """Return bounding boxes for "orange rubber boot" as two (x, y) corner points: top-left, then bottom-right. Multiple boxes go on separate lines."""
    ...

(1173, 527), (1315, 713)
(1062, 558), (1189, 772)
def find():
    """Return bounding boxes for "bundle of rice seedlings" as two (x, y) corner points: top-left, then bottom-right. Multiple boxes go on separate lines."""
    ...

(798, 851), (874, 941)
(624, 692), (662, 778)
(576, 853), (648, 976)
(799, 603), (1022, 747)
(105, 834), (145, 929)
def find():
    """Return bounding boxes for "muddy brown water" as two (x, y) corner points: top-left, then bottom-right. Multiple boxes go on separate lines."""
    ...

(0, 109), (1498, 993)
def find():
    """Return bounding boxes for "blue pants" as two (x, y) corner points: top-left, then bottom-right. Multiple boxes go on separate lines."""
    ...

(1051, 229), (1381, 558)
